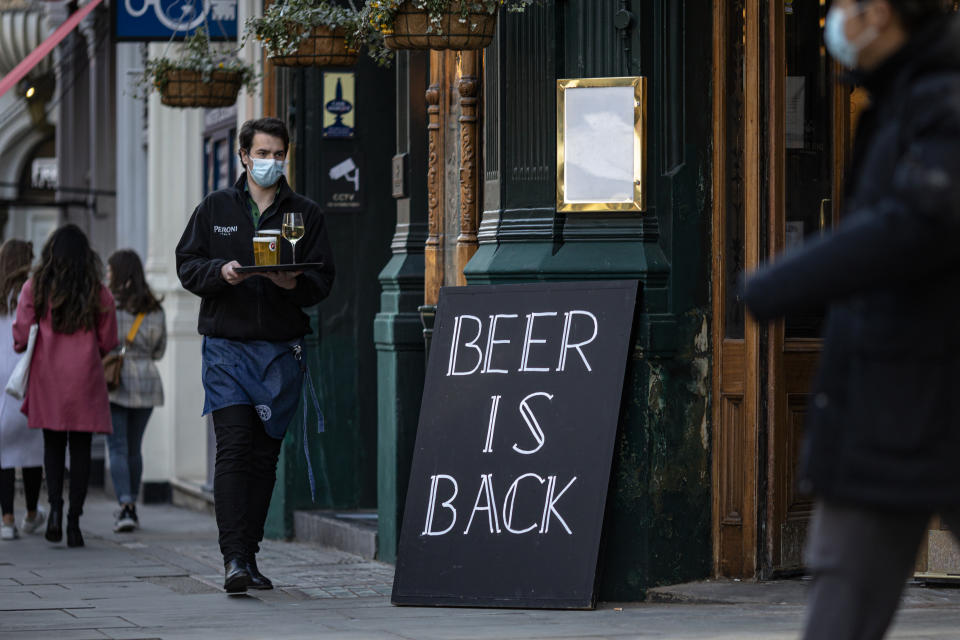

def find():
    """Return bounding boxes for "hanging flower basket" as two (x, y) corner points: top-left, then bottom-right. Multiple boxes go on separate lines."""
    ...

(246, 1), (391, 68)
(382, 1), (496, 50)
(159, 69), (244, 108)
(136, 28), (258, 109)
(269, 25), (359, 67)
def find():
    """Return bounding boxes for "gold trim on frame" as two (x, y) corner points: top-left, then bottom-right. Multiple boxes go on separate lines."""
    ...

(556, 76), (647, 213)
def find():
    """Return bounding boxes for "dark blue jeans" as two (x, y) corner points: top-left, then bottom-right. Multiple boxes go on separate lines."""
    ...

(107, 405), (153, 505)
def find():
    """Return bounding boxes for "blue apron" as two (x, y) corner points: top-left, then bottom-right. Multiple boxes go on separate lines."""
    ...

(201, 336), (325, 500)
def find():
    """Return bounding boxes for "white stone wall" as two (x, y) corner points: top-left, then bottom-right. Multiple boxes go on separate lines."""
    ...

(141, 42), (207, 485)
(115, 43), (149, 260)
(236, 0), (263, 125)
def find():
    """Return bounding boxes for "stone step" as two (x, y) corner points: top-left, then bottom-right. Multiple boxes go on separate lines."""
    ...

(170, 477), (215, 517)
(294, 509), (378, 560)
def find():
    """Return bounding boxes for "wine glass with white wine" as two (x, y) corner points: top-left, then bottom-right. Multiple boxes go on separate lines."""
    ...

(282, 212), (304, 264)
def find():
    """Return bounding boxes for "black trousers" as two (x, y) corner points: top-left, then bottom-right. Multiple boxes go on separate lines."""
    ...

(42, 430), (92, 523)
(0, 466), (42, 516)
(802, 500), (960, 640)
(212, 405), (283, 563)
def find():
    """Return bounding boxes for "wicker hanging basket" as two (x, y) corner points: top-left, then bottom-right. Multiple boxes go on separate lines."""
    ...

(383, 2), (497, 51)
(269, 25), (358, 67)
(159, 69), (243, 108)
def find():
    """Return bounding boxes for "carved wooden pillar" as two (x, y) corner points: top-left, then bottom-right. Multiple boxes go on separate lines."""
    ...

(424, 51), (445, 305)
(456, 51), (481, 286)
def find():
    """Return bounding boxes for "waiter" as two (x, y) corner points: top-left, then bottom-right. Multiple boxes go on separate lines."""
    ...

(176, 117), (335, 593)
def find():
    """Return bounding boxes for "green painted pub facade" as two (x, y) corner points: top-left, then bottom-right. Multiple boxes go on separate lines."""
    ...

(263, 0), (905, 599)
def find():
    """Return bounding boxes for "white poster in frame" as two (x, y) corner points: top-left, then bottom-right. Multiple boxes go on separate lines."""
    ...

(557, 76), (647, 213)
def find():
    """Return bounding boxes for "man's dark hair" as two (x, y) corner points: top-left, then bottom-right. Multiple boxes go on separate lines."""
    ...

(878, 0), (956, 31)
(238, 117), (290, 168)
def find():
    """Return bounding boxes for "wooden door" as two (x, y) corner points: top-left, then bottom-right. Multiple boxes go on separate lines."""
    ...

(712, 0), (762, 579)
(767, 0), (849, 574)
(714, 0), (852, 577)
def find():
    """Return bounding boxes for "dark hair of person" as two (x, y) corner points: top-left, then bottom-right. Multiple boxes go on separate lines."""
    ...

(108, 249), (163, 315)
(33, 224), (104, 334)
(0, 239), (33, 315)
(237, 117), (290, 169)
(875, 0), (956, 31)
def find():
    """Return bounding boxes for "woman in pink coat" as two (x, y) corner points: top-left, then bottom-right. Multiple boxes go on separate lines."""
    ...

(13, 225), (118, 547)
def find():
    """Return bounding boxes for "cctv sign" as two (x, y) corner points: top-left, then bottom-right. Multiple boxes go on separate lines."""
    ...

(321, 151), (364, 213)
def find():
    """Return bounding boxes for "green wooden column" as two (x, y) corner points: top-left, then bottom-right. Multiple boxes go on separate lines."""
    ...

(375, 50), (429, 563)
(464, 0), (714, 599)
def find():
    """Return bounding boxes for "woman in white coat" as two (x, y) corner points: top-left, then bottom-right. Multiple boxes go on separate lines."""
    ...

(0, 240), (43, 540)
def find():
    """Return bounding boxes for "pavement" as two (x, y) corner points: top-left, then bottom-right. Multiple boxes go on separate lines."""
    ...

(2, 493), (960, 639)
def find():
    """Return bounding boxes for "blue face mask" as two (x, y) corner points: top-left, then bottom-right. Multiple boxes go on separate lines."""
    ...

(824, 5), (877, 69)
(249, 157), (285, 188)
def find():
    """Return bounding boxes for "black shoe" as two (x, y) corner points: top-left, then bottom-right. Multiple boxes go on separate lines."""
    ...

(223, 558), (250, 593)
(113, 505), (136, 533)
(45, 506), (62, 543)
(129, 504), (139, 528)
(245, 557), (273, 590)
(66, 525), (84, 548)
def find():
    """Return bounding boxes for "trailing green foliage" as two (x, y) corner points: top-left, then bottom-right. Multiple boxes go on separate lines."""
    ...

(357, 0), (535, 38)
(244, 1), (392, 66)
(136, 28), (258, 99)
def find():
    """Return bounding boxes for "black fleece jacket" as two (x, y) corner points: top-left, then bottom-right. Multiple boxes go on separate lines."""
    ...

(176, 174), (336, 341)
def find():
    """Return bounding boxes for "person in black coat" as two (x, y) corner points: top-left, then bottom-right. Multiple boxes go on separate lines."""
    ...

(743, 1), (960, 638)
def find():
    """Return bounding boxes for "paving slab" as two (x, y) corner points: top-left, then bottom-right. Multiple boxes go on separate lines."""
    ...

(0, 630), (111, 640)
(0, 610), (135, 631)
(0, 595), (91, 611)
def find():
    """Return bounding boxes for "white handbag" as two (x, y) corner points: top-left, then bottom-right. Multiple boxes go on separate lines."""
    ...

(6, 323), (37, 400)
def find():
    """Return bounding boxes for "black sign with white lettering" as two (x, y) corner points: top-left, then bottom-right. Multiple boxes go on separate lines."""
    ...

(392, 280), (639, 609)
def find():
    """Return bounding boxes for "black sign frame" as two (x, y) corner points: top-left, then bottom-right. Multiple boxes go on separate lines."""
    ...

(392, 280), (640, 609)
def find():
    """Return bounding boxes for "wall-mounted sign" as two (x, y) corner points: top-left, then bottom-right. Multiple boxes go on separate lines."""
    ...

(392, 280), (639, 609)
(556, 76), (646, 213)
(391, 153), (407, 199)
(323, 71), (356, 139)
(30, 158), (57, 190)
(114, 0), (237, 41)
(321, 151), (363, 212)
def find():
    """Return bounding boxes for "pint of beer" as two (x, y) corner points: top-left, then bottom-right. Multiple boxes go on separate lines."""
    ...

(253, 236), (279, 266)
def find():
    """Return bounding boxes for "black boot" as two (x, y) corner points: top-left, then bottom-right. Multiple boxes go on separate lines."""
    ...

(223, 558), (250, 593)
(66, 524), (84, 548)
(245, 556), (273, 590)
(66, 513), (83, 548)
(45, 505), (62, 543)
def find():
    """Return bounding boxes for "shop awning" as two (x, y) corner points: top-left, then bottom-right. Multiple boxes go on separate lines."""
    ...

(0, 0), (103, 100)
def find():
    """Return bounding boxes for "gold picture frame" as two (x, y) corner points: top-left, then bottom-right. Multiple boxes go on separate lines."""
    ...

(556, 76), (647, 213)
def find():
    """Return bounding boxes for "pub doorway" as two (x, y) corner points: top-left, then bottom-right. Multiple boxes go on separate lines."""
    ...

(712, 0), (853, 578)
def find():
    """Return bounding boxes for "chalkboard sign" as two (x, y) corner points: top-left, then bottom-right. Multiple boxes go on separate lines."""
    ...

(392, 280), (639, 609)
